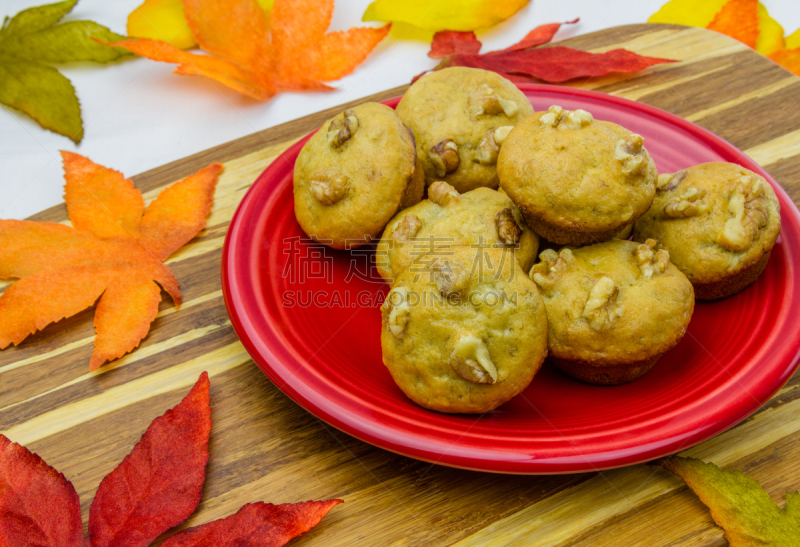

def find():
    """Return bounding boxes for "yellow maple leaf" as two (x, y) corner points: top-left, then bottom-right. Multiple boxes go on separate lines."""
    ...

(362, 0), (529, 33)
(127, 0), (274, 50)
(649, 0), (800, 76)
(648, 0), (781, 55)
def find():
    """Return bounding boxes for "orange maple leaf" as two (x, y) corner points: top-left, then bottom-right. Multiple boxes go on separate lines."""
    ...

(105, 0), (390, 100)
(0, 152), (222, 370)
(769, 48), (800, 75)
(706, 0), (759, 49)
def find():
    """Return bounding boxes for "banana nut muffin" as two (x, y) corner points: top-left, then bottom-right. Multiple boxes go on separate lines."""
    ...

(530, 239), (694, 385)
(376, 181), (539, 283)
(380, 247), (548, 413)
(293, 102), (425, 249)
(497, 105), (658, 246)
(633, 162), (781, 300)
(395, 67), (534, 193)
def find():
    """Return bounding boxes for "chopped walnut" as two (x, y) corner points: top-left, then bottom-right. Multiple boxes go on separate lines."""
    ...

(393, 214), (422, 242)
(493, 125), (514, 145)
(384, 287), (410, 338)
(635, 238), (670, 279)
(309, 169), (349, 205)
(656, 170), (687, 192)
(429, 138), (460, 177)
(719, 175), (769, 251)
(428, 180), (460, 207)
(495, 208), (522, 246)
(614, 134), (647, 175)
(450, 335), (497, 384)
(582, 277), (621, 331)
(539, 105), (593, 129)
(431, 259), (468, 297)
(530, 248), (574, 291)
(327, 109), (359, 148)
(662, 187), (709, 218)
(476, 129), (500, 165)
(468, 84), (519, 118)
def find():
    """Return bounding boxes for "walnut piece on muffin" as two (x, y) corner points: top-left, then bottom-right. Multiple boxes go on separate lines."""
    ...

(293, 102), (425, 249)
(381, 247), (548, 413)
(396, 67), (534, 193)
(530, 239), (695, 385)
(498, 105), (658, 246)
(376, 181), (539, 283)
(633, 162), (781, 299)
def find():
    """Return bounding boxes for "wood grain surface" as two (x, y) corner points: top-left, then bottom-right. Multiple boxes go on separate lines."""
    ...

(3, 24), (800, 546)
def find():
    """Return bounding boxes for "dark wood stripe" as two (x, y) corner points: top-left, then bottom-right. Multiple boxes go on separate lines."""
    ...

(690, 80), (800, 154)
(764, 155), (800, 203)
(0, 299), (233, 428)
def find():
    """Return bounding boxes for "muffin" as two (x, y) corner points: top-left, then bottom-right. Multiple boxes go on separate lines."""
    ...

(498, 105), (658, 245)
(381, 247), (549, 413)
(395, 67), (534, 193)
(633, 163), (781, 299)
(293, 102), (425, 249)
(530, 239), (694, 385)
(376, 181), (539, 283)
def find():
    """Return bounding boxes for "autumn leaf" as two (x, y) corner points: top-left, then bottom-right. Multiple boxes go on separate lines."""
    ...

(0, 435), (83, 547)
(662, 456), (800, 546)
(107, 0), (389, 101)
(649, 0), (800, 75)
(159, 500), (344, 547)
(127, 0), (274, 50)
(90, 371), (212, 547)
(706, 0), (759, 49)
(128, 0), (198, 49)
(0, 152), (223, 370)
(362, 0), (529, 32)
(0, 373), (343, 547)
(0, 0), (131, 143)
(417, 25), (675, 84)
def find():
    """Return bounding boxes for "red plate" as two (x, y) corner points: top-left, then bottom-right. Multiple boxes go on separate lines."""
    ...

(222, 85), (800, 474)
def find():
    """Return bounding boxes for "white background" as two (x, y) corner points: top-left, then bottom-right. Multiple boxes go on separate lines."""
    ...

(3, 0), (799, 220)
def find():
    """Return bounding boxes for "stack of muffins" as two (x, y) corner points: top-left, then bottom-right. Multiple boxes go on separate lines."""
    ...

(292, 67), (782, 414)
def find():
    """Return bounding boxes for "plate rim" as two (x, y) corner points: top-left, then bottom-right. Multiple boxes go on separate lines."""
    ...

(222, 83), (800, 474)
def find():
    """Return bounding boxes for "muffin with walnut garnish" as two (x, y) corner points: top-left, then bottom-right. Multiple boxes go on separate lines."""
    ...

(293, 102), (425, 249)
(634, 163), (781, 300)
(530, 239), (694, 385)
(396, 67), (534, 193)
(498, 105), (658, 246)
(376, 181), (539, 283)
(380, 246), (548, 414)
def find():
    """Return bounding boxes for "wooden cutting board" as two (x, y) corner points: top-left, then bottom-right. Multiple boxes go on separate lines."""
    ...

(3, 24), (800, 546)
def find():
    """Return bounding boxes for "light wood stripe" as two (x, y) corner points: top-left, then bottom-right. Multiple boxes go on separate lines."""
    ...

(608, 64), (732, 101)
(452, 386), (800, 547)
(0, 322), (230, 415)
(589, 26), (748, 63)
(0, 290), (224, 377)
(744, 127), (800, 167)
(1, 342), (248, 445)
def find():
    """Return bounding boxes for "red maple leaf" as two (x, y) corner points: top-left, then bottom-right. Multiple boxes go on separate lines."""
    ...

(0, 373), (342, 547)
(416, 20), (676, 83)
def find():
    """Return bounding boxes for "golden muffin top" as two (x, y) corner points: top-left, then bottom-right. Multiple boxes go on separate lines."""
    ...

(293, 102), (424, 249)
(531, 239), (694, 365)
(498, 105), (658, 233)
(633, 162), (781, 284)
(396, 67), (534, 193)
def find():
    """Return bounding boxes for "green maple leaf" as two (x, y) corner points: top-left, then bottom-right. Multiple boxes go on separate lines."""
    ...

(662, 456), (800, 546)
(0, 0), (131, 143)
